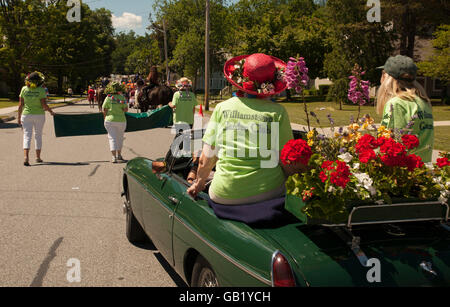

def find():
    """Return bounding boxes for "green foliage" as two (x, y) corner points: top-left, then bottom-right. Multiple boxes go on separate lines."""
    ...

(0, 0), (115, 96)
(318, 84), (330, 96)
(323, 0), (394, 85)
(152, 0), (233, 81)
(417, 24), (450, 85)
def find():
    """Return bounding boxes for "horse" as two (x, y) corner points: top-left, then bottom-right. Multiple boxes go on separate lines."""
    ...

(137, 85), (174, 113)
(95, 87), (107, 112)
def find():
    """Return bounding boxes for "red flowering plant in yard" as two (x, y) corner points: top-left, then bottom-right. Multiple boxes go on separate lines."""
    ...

(282, 114), (450, 223)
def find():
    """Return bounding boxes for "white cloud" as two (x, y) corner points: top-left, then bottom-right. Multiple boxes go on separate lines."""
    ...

(112, 12), (143, 30)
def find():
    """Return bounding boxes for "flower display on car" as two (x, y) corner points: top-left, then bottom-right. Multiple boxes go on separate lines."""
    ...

(283, 115), (450, 223)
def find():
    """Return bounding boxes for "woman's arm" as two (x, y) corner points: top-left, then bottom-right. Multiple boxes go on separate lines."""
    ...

(187, 144), (218, 198)
(18, 98), (24, 125)
(40, 98), (55, 115)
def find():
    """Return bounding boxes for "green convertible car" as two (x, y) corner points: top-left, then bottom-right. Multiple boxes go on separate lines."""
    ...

(121, 130), (450, 287)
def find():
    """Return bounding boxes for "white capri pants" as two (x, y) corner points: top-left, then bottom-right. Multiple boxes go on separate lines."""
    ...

(104, 121), (126, 151)
(21, 114), (46, 150)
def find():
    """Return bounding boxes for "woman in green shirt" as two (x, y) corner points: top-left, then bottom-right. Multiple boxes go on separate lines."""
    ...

(168, 77), (198, 130)
(102, 82), (128, 163)
(18, 72), (55, 166)
(187, 53), (297, 205)
(376, 55), (434, 162)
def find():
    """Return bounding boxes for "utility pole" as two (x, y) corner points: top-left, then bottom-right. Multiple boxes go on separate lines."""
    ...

(163, 19), (170, 84)
(204, 0), (210, 111)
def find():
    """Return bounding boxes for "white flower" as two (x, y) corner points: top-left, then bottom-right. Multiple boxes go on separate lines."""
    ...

(438, 195), (448, 205)
(433, 176), (442, 184)
(352, 163), (360, 170)
(375, 199), (384, 205)
(328, 186), (336, 193)
(424, 162), (434, 170)
(338, 152), (353, 163)
(367, 186), (377, 197)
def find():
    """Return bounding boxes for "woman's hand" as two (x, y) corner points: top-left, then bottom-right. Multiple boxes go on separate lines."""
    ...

(187, 179), (206, 199)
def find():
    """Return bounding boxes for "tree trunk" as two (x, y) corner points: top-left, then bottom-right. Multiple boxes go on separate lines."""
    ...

(57, 70), (63, 96)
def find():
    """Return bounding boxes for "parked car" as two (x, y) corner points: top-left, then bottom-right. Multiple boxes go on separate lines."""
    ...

(121, 130), (450, 287)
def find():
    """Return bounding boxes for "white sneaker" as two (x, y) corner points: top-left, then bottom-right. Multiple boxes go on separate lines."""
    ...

(111, 156), (118, 163)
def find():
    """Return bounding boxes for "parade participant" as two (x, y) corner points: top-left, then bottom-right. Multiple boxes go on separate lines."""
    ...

(187, 53), (295, 205)
(18, 72), (55, 166)
(376, 55), (434, 162)
(168, 77), (198, 129)
(146, 66), (160, 90)
(134, 78), (145, 110)
(88, 86), (96, 108)
(102, 82), (128, 163)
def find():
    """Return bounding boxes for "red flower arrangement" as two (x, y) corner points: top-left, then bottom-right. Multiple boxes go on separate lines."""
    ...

(281, 139), (312, 166)
(319, 160), (351, 188)
(437, 157), (450, 168)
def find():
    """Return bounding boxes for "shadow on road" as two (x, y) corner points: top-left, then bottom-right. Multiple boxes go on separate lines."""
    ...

(0, 122), (20, 129)
(31, 161), (105, 166)
(153, 252), (188, 287)
(131, 241), (188, 287)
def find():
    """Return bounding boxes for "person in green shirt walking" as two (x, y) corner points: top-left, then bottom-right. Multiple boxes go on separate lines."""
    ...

(376, 55), (434, 162)
(187, 53), (297, 205)
(18, 72), (55, 166)
(169, 77), (198, 130)
(102, 82), (128, 163)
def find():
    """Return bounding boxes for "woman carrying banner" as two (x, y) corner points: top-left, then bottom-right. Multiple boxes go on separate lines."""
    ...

(102, 82), (128, 163)
(18, 72), (55, 166)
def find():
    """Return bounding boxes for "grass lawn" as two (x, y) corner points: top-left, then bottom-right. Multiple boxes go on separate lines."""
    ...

(0, 98), (19, 108)
(433, 126), (450, 152)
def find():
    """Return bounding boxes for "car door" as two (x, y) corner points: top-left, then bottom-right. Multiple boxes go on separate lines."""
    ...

(140, 171), (184, 264)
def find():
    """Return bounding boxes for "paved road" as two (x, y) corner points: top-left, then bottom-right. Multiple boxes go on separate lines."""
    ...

(0, 101), (187, 287)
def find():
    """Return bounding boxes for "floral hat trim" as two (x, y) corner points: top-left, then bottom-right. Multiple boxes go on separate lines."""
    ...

(104, 82), (126, 95)
(25, 71), (45, 88)
(176, 77), (192, 89)
(224, 54), (287, 97)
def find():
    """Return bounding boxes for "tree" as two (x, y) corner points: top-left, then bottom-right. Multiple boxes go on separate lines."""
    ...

(229, 0), (328, 79)
(0, 0), (115, 96)
(382, 0), (450, 58)
(151, 0), (234, 83)
(417, 24), (450, 85)
(323, 0), (394, 109)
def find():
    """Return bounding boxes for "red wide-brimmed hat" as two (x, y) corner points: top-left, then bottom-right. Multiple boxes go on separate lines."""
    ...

(224, 53), (287, 97)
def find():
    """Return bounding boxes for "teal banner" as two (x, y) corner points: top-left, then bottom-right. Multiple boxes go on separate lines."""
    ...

(53, 106), (173, 137)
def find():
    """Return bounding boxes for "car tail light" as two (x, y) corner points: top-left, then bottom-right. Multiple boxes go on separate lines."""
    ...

(271, 251), (296, 287)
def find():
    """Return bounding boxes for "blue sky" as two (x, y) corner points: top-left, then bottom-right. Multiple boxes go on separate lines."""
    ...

(86, 0), (157, 36)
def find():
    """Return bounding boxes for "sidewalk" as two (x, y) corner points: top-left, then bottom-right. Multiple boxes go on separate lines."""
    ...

(0, 98), (79, 121)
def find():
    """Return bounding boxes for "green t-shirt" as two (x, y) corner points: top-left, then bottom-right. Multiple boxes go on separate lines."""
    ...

(203, 97), (293, 200)
(19, 86), (46, 115)
(172, 91), (198, 125)
(380, 96), (434, 162)
(102, 94), (127, 122)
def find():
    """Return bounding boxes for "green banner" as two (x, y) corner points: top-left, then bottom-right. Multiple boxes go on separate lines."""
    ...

(53, 106), (173, 137)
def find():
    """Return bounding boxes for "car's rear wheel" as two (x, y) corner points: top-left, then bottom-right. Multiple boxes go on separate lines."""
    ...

(125, 188), (148, 243)
(191, 255), (219, 287)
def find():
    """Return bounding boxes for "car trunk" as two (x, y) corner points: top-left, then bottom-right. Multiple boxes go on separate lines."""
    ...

(256, 220), (450, 286)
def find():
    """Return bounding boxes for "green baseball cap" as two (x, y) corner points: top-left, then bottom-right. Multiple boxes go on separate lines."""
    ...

(377, 55), (417, 82)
